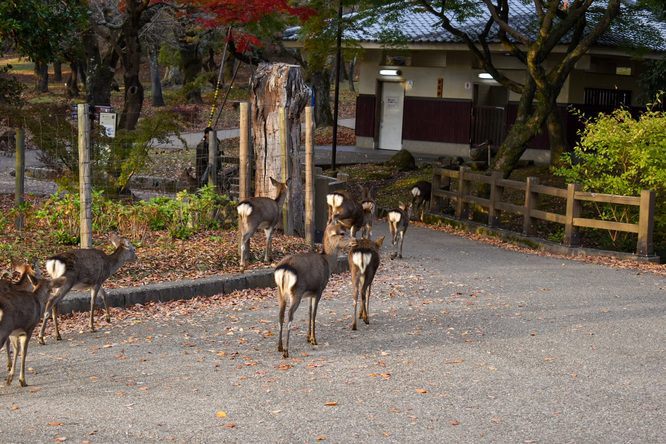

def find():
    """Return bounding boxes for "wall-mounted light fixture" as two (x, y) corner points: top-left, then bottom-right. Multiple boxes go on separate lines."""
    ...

(379, 69), (401, 76)
(477, 72), (493, 79)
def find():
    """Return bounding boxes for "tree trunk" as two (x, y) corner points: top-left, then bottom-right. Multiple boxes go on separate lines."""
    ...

(162, 65), (182, 86)
(312, 70), (333, 128)
(180, 34), (203, 104)
(148, 43), (166, 107)
(348, 57), (356, 93)
(118, 10), (144, 131)
(34, 62), (48, 93)
(547, 106), (568, 167)
(53, 61), (62, 82)
(65, 61), (80, 97)
(251, 63), (310, 235)
(83, 28), (116, 106)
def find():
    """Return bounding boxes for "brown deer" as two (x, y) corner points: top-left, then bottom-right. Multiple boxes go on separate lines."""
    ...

(274, 223), (351, 358)
(0, 268), (53, 386)
(360, 186), (376, 240)
(38, 233), (137, 344)
(348, 236), (385, 330)
(411, 181), (432, 221)
(327, 189), (364, 238)
(0, 258), (41, 371)
(388, 202), (412, 259)
(237, 177), (291, 273)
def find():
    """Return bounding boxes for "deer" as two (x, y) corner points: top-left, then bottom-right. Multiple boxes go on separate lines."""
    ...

(388, 202), (412, 260)
(38, 232), (137, 344)
(348, 236), (385, 330)
(360, 186), (376, 240)
(327, 189), (365, 238)
(237, 177), (291, 273)
(411, 180), (432, 221)
(1, 258), (41, 371)
(274, 223), (352, 358)
(0, 265), (53, 387)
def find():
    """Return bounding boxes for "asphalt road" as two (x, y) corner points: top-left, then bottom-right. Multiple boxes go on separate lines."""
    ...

(1, 221), (665, 443)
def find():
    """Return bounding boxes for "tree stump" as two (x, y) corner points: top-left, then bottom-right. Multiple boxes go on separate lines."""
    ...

(251, 63), (310, 236)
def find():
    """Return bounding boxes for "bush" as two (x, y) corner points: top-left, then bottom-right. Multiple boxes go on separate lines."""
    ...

(554, 102), (666, 254)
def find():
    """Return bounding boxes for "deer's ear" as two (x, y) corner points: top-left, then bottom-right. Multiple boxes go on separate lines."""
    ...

(376, 236), (385, 248)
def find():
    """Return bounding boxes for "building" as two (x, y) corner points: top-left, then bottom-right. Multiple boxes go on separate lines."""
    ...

(285, 2), (666, 163)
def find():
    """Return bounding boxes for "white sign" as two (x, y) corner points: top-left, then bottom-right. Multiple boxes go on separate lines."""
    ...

(100, 112), (117, 138)
(387, 97), (399, 108)
(465, 82), (471, 90)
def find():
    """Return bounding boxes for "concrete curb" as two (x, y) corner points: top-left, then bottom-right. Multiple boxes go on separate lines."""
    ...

(56, 255), (350, 315)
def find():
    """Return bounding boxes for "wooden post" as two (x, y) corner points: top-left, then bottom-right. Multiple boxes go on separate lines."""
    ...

(304, 106), (315, 247)
(78, 104), (93, 249)
(279, 108), (292, 236)
(208, 130), (218, 189)
(488, 171), (503, 227)
(456, 166), (471, 220)
(523, 177), (539, 236)
(431, 165), (442, 214)
(637, 189), (655, 256)
(564, 183), (581, 247)
(14, 128), (25, 230)
(239, 102), (251, 201)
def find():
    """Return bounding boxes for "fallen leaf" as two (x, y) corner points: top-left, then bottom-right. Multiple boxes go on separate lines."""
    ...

(48, 422), (64, 426)
(226, 424), (235, 428)
(216, 411), (227, 418)
(416, 389), (428, 394)
(324, 402), (338, 406)
(316, 437), (326, 440)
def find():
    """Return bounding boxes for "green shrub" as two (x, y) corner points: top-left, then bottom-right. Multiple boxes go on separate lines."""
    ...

(554, 102), (666, 254)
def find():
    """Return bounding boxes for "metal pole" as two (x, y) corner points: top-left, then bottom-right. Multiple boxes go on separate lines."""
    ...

(331, 0), (343, 172)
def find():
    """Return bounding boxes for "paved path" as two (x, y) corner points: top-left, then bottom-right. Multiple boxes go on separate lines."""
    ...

(1, 221), (664, 443)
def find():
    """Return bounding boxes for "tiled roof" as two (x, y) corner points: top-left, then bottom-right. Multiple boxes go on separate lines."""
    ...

(285, 1), (666, 52)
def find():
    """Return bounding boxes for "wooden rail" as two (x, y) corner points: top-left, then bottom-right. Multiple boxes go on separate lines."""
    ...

(431, 166), (655, 256)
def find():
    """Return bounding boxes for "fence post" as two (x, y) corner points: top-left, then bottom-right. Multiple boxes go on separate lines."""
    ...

(14, 128), (25, 231)
(564, 183), (581, 247)
(456, 166), (471, 219)
(637, 189), (655, 256)
(488, 171), (503, 227)
(279, 107), (292, 236)
(208, 130), (218, 189)
(523, 177), (539, 236)
(304, 106), (315, 247)
(78, 104), (92, 249)
(239, 101), (251, 201)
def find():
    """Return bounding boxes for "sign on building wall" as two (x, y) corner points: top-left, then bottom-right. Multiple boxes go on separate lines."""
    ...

(437, 78), (443, 97)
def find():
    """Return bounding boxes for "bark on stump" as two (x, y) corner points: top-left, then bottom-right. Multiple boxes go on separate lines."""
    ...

(251, 63), (310, 236)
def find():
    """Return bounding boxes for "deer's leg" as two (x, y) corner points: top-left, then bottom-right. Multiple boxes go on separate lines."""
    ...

(277, 289), (287, 353)
(264, 226), (275, 262)
(40, 282), (73, 344)
(351, 273), (360, 330)
(309, 294), (321, 346)
(398, 231), (405, 259)
(363, 282), (372, 325)
(389, 224), (398, 260)
(4, 339), (10, 371)
(89, 287), (100, 332)
(17, 333), (30, 387)
(99, 287), (111, 323)
(6, 335), (19, 386)
(284, 295), (302, 359)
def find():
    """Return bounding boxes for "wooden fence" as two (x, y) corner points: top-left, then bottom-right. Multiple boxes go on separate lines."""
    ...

(431, 166), (656, 257)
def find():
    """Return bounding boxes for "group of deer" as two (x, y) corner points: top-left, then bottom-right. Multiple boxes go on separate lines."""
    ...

(0, 233), (137, 387)
(236, 177), (432, 358)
